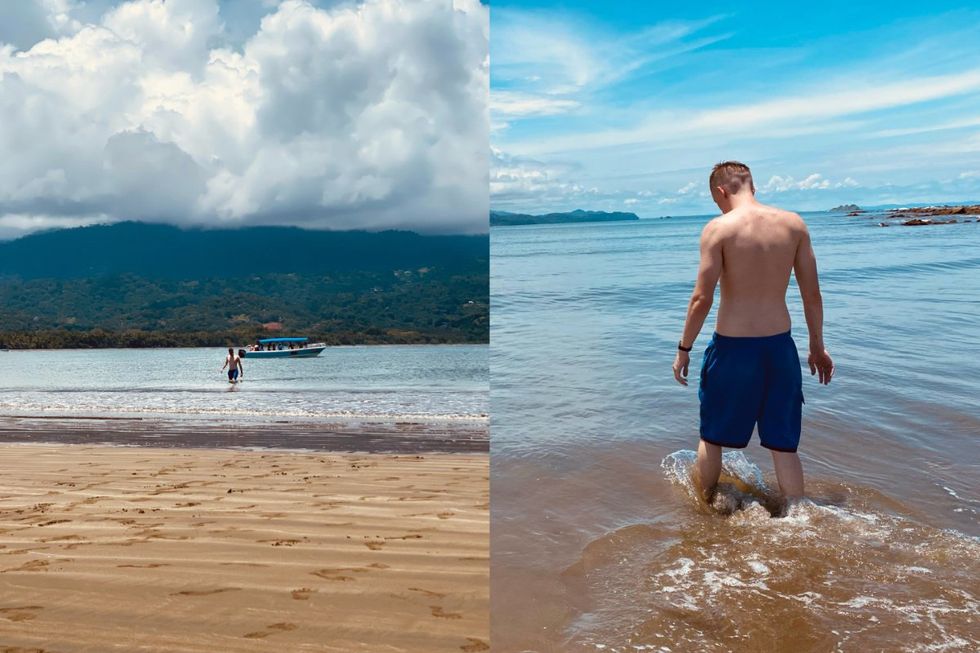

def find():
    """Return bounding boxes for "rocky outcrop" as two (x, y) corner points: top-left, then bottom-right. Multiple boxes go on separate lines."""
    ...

(884, 205), (980, 227)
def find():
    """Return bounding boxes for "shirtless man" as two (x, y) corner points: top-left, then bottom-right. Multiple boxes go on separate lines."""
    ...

(221, 347), (244, 383)
(672, 161), (834, 504)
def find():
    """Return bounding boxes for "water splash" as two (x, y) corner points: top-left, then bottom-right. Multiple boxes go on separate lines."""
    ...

(661, 449), (775, 515)
(560, 452), (980, 652)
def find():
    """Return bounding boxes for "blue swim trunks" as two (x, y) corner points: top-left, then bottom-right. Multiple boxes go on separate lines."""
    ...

(698, 330), (804, 452)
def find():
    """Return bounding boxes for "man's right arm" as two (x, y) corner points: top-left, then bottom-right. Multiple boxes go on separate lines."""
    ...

(793, 222), (834, 384)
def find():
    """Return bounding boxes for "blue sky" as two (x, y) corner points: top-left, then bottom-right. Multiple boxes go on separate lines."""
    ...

(490, 1), (980, 216)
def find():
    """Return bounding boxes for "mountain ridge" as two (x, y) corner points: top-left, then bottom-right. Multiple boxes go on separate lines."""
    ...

(0, 222), (488, 347)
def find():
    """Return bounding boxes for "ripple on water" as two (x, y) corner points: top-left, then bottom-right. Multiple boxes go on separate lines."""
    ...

(560, 451), (980, 652)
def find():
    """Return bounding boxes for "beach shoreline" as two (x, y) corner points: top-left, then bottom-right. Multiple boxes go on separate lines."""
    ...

(0, 443), (489, 652)
(0, 415), (489, 454)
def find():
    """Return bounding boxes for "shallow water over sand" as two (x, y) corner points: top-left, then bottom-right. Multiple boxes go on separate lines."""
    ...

(560, 451), (979, 652)
(0, 344), (487, 423)
(490, 211), (980, 651)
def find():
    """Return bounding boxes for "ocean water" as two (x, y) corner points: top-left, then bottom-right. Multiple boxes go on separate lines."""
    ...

(0, 344), (488, 425)
(490, 210), (980, 652)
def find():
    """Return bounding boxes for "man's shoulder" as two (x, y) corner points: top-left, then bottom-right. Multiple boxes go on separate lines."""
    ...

(752, 204), (805, 234)
(702, 214), (733, 233)
(761, 203), (805, 223)
(698, 217), (728, 246)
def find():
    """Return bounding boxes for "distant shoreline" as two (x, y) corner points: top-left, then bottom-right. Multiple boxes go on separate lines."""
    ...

(490, 209), (639, 226)
(0, 330), (488, 350)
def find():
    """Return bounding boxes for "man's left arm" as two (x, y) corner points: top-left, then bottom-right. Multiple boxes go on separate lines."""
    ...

(673, 222), (723, 386)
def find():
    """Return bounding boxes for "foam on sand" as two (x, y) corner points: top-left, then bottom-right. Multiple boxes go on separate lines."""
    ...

(559, 450), (980, 652)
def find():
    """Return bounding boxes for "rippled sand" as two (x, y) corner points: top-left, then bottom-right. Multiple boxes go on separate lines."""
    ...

(0, 444), (489, 652)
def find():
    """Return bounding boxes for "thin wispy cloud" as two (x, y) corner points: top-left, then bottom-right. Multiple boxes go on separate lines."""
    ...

(491, 8), (730, 117)
(512, 68), (980, 156)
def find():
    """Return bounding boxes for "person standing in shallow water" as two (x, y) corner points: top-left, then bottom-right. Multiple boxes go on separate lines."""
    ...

(221, 347), (244, 383)
(672, 161), (834, 506)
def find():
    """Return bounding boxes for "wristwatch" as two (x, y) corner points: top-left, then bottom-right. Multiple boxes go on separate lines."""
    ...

(678, 341), (692, 352)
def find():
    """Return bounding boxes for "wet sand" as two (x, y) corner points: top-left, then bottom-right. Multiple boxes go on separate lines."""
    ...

(0, 444), (489, 652)
(0, 415), (489, 453)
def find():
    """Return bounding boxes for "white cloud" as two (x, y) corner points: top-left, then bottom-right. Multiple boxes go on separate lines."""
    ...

(760, 173), (860, 194)
(512, 68), (980, 156)
(0, 212), (108, 240)
(490, 9), (730, 134)
(491, 90), (579, 118)
(492, 147), (662, 213)
(0, 0), (489, 235)
(492, 10), (728, 96)
(763, 173), (830, 192)
(491, 148), (589, 203)
(676, 181), (698, 194)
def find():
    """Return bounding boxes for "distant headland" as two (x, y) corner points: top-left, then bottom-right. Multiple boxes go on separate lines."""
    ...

(490, 209), (640, 226)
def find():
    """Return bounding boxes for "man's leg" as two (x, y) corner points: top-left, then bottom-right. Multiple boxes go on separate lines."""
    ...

(695, 439), (722, 502)
(770, 450), (804, 500)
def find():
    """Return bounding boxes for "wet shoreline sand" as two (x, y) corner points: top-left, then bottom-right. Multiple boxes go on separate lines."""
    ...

(0, 443), (489, 652)
(0, 415), (489, 453)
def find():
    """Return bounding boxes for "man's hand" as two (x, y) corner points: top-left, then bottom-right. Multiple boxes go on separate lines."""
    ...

(808, 349), (834, 385)
(673, 351), (691, 386)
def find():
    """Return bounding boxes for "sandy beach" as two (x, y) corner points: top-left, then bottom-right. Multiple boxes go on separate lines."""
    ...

(0, 444), (489, 652)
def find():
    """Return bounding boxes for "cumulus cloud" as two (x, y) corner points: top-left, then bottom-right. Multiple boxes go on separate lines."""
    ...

(763, 173), (830, 192)
(492, 147), (665, 213)
(0, 0), (489, 236)
(759, 173), (863, 194)
(490, 148), (592, 203)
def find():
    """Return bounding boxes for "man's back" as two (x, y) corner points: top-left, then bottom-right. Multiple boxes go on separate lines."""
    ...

(708, 203), (806, 337)
(673, 160), (833, 505)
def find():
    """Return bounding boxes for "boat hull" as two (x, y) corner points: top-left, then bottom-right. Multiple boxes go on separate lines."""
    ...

(243, 346), (326, 359)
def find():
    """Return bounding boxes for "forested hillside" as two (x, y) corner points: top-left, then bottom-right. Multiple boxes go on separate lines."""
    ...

(0, 223), (488, 347)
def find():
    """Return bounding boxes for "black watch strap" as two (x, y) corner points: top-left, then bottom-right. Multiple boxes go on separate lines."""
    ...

(678, 341), (693, 352)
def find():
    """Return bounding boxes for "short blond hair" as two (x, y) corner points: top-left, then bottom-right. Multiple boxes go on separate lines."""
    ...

(709, 161), (754, 194)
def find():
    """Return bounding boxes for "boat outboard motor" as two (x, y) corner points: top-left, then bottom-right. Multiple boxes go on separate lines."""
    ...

(238, 348), (247, 359)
